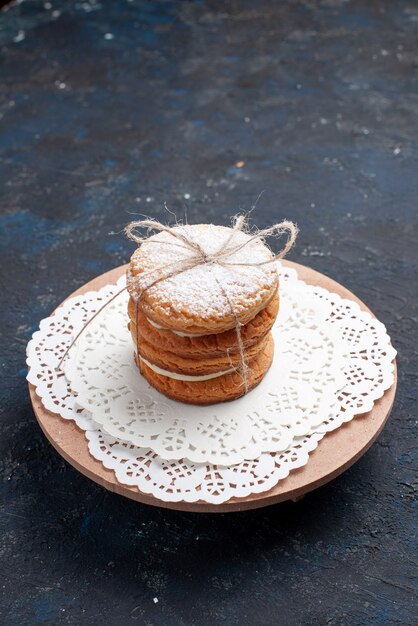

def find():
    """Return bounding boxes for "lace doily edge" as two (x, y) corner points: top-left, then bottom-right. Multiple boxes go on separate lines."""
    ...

(84, 430), (325, 504)
(26, 379), (325, 504)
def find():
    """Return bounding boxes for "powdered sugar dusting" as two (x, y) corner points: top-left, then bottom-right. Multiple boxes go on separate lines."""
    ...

(127, 224), (278, 325)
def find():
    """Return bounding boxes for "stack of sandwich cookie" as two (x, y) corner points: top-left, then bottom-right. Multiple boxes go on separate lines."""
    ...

(126, 223), (280, 404)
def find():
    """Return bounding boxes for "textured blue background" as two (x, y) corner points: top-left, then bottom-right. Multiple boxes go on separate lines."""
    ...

(0, 1), (417, 624)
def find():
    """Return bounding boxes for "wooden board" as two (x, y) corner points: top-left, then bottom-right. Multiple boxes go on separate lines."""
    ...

(28, 261), (397, 513)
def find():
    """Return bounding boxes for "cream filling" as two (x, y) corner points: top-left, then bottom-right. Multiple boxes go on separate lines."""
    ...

(147, 318), (206, 337)
(139, 356), (235, 382)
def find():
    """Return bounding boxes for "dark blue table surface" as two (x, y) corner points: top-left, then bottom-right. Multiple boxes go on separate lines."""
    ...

(0, 1), (416, 624)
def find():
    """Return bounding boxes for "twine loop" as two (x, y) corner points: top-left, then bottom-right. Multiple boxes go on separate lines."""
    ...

(124, 215), (298, 268)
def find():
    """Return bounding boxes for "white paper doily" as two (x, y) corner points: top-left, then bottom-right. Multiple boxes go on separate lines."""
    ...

(26, 264), (396, 503)
(85, 428), (323, 504)
(62, 271), (345, 464)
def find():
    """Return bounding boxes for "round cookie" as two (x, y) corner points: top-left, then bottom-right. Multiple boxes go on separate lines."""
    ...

(127, 223), (278, 335)
(128, 293), (279, 359)
(136, 334), (275, 405)
(131, 331), (270, 376)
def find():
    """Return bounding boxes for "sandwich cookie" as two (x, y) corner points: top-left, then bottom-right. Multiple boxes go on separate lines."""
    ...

(135, 334), (275, 405)
(127, 293), (279, 360)
(127, 223), (279, 404)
